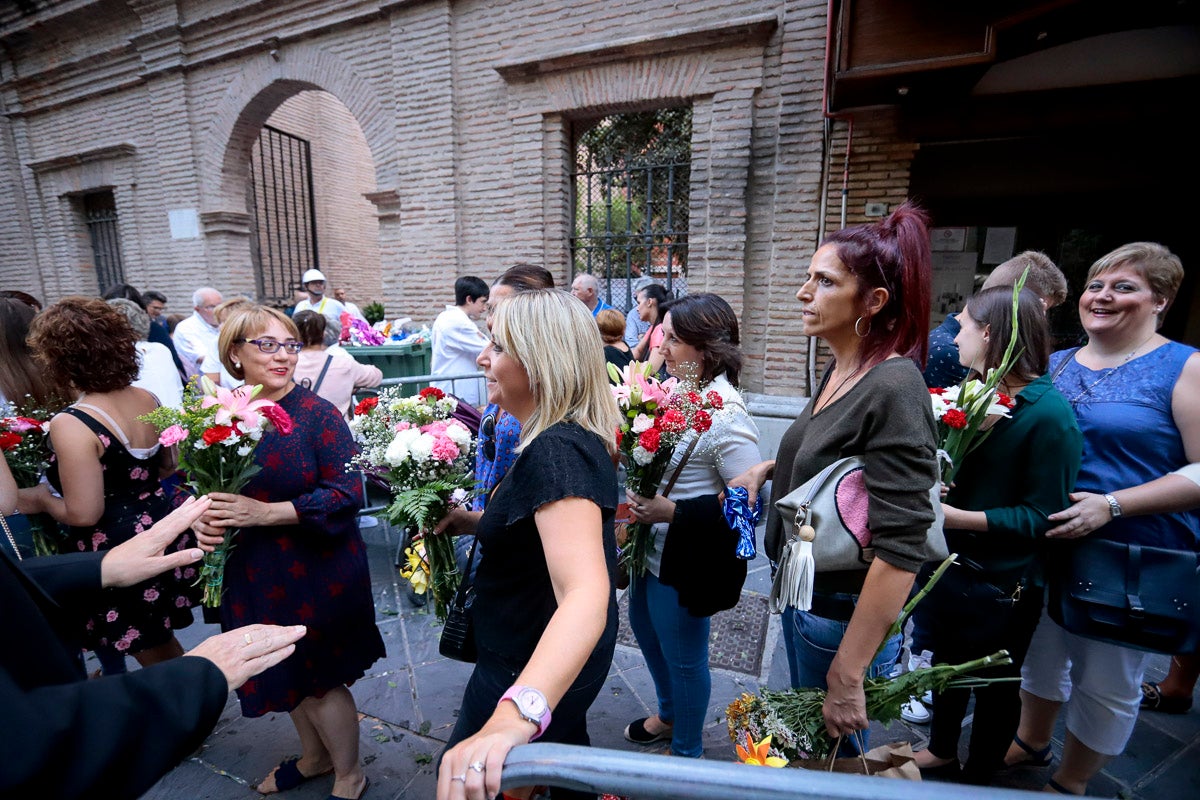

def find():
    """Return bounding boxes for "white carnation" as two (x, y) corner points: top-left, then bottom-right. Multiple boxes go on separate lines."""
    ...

(408, 433), (434, 463)
(632, 446), (655, 466)
(237, 445), (253, 456)
(446, 423), (471, 447)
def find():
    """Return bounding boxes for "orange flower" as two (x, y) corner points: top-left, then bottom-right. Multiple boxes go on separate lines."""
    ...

(736, 733), (788, 767)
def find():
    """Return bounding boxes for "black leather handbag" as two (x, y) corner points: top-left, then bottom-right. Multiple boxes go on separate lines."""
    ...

(438, 537), (478, 663)
(1049, 538), (1200, 654)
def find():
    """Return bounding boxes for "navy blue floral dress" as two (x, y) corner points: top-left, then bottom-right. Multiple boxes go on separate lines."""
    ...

(47, 408), (199, 654)
(218, 385), (385, 717)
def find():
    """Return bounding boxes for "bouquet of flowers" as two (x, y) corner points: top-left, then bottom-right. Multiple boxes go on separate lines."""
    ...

(340, 311), (386, 346)
(929, 272), (1028, 485)
(349, 386), (475, 620)
(609, 361), (721, 582)
(141, 377), (293, 607)
(726, 556), (1014, 761)
(1, 394), (69, 555)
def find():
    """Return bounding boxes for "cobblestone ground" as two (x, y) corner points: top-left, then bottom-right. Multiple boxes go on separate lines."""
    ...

(139, 517), (1198, 799)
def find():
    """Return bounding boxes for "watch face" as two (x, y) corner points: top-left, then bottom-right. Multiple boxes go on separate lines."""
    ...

(515, 686), (548, 717)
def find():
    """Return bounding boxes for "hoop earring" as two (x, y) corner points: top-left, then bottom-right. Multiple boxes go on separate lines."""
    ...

(854, 316), (871, 338)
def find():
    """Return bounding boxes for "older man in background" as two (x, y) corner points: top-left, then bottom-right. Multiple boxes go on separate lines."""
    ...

(172, 287), (222, 379)
(571, 272), (613, 317)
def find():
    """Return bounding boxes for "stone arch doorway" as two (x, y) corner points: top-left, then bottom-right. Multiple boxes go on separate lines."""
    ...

(203, 69), (389, 313)
(248, 90), (382, 309)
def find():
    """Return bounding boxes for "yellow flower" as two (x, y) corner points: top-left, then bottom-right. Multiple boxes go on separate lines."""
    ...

(399, 541), (430, 594)
(736, 733), (788, 767)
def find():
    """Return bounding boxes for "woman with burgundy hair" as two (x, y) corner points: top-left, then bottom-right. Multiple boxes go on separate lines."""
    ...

(731, 202), (940, 748)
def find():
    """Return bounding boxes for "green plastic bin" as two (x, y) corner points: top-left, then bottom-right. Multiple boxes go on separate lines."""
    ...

(343, 342), (431, 397)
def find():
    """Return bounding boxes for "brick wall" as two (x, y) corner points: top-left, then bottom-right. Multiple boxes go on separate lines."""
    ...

(0, 0), (910, 395)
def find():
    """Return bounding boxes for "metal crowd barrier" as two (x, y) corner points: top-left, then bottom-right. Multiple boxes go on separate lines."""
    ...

(500, 743), (1043, 800)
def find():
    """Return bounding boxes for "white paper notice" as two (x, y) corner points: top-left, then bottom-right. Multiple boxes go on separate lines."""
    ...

(168, 209), (200, 240)
(983, 227), (1016, 264)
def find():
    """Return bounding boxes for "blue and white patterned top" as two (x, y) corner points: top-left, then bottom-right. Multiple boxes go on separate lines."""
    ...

(923, 314), (969, 389)
(1049, 341), (1199, 550)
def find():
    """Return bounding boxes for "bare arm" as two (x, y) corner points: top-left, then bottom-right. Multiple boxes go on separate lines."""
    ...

(0, 451), (16, 513)
(22, 414), (105, 527)
(1047, 352), (1200, 538)
(940, 503), (988, 531)
(437, 497), (610, 799)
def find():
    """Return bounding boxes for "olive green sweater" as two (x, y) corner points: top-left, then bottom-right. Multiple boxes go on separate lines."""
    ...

(766, 358), (939, 594)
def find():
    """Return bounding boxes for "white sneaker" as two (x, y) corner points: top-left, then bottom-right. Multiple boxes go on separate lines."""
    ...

(901, 698), (931, 724)
(909, 649), (934, 672)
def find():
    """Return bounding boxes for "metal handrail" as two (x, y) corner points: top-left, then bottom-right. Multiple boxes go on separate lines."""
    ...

(500, 743), (1043, 799)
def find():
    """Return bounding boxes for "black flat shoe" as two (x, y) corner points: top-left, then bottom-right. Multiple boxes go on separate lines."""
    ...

(1140, 681), (1194, 714)
(623, 717), (672, 745)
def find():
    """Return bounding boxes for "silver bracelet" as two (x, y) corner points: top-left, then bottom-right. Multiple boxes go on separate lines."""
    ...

(1103, 493), (1123, 518)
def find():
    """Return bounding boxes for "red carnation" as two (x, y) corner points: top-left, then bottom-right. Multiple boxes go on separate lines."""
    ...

(419, 387), (446, 401)
(638, 427), (661, 452)
(658, 408), (687, 433)
(705, 391), (724, 410)
(202, 425), (235, 445)
(687, 391), (703, 406)
(692, 409), (713, 433)
(0, 430), (21, 451)
(262, 403), (294, 435)
(615, 428), (624, 447)
(929, 387), (946, 395)
(942, 409), (968, 430)
(354, 396), (379, 416)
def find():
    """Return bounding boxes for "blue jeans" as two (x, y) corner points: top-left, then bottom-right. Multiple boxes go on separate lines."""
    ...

(781, 604), (902, 753)
(627, 572), (710, 758)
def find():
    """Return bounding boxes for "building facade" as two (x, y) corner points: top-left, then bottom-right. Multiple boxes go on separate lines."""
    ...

(2, 1), (1196, 393)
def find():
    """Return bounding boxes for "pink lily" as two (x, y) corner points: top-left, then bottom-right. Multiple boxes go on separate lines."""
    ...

(200, 379), (272, 430)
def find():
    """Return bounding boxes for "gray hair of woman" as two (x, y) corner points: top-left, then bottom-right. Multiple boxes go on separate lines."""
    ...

(106, 297), (151, 340)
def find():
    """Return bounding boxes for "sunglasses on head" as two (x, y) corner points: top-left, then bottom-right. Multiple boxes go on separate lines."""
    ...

(481, 413), (496, 462)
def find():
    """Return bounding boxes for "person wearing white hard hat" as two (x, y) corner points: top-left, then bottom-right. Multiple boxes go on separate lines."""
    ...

(293, 269), (346, 327)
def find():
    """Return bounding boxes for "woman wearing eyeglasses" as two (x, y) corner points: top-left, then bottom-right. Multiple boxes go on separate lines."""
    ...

(193, 306), (383, 800)
(17, 297), (198, 673)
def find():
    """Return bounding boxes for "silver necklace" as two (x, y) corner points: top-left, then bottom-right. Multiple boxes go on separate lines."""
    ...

(1068, 334), (1155, 404)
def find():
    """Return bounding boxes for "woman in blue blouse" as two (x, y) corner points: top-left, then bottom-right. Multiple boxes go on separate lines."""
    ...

(1006, 243), (1200, 795)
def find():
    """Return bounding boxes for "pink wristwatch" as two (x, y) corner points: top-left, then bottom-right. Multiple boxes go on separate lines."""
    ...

(498, 685), (551, 741)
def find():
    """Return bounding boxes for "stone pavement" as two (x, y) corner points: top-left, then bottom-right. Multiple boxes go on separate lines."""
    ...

(141, 516), (1199, 800)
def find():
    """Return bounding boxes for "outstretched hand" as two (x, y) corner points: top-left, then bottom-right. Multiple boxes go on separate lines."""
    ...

(187, 624), (307, 692)
(100, 496), (210, 588)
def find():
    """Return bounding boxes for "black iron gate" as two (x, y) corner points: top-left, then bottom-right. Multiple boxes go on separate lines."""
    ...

(571, 108), (691, 312)
(82, 190), (125, 294)
(249, 125), (319, 306)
